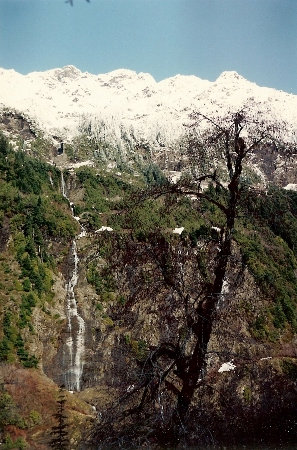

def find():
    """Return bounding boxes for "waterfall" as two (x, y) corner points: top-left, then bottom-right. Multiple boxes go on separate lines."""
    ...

(61, 171), (85, 391)
(49, 172), (54, 187)
(61, 172), (67, 199)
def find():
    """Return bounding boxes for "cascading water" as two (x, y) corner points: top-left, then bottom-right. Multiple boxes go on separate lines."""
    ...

(61, 171), (85, 391)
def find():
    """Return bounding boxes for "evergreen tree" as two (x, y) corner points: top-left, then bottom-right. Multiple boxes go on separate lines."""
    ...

(50, 388), (69, 449)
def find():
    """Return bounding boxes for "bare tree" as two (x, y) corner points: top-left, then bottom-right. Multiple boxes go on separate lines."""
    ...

(92, 111), (295, 447)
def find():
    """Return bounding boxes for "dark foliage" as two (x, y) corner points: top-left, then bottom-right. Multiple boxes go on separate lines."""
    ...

(50, 388), (69, 449)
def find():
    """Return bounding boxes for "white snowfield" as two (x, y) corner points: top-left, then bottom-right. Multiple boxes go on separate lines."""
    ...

(0, 66), (297, 146)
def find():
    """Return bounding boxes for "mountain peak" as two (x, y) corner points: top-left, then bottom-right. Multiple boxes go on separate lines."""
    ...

(106, 68), (138, 79)
(216, 70), (248, 83)
(52, 65), (82, 80)
(0, 66), (296, 148)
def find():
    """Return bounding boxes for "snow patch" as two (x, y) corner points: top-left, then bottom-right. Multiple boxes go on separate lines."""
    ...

(218, 360), (236, 373)
(68, 160), (94, 169)
(126, 384), (135, 392)
(221, 278), (229, 295)
(284, 184), (297, 191)
(211, 226), (221, 233)
(168, 171), (182, 183)
(95, 226), (113, 232)
(173, 227), (184, 235)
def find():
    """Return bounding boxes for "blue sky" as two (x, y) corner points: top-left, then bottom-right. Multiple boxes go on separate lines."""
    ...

(0, 0), (296, 93)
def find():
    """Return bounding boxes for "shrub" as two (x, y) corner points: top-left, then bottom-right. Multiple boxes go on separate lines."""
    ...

(281, 359), (297, 381)
(15, 334), (38, 368)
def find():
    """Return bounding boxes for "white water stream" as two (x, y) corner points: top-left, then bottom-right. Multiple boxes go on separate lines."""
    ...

(61, 172), (85, 391)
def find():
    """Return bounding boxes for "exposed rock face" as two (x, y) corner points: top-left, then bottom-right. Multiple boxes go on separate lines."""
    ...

(1, 217), (296, 448)
(0, 111), (36, 140)
(38, 230), (294, 447)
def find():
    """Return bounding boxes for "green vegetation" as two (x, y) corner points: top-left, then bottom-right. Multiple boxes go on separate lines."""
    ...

(0, 385), (42, 449)
(243, 386), (252, 403)
(18, 293), (37, 329)
(244, 186), (297, 254)
(0, 389), (22, 429)
(281, 359), (297, 381)
(0, 311), (16, 362)
(15, 334), (38, 368)
(0, 133), (77, 367)
(65, 133), (115, 163)
(1, 435), (28, 450)
(124, 334), (148, 361)
(0, 387), (33, 448)
(75, 166), (133, 229)
(0, 305), (38, 367)
(80, 167), (297, 343)
(115, 194), (213, 238)
(1, 124), (297, 374)
(141, 163), (167, 186)
(87, 262), (114, 294)
(236, 187), (297, 337)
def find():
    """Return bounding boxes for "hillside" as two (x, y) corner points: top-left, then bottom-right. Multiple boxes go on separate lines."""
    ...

(0, 70), (297, 448)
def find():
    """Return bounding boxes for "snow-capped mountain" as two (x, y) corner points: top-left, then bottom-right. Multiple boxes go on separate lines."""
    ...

(1, 65), (297, 147)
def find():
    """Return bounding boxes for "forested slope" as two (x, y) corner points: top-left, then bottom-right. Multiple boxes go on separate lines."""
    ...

(0, 129), (296, 448)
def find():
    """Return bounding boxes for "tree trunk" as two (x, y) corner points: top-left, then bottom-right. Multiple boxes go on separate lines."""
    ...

(166, 155), (241, 444)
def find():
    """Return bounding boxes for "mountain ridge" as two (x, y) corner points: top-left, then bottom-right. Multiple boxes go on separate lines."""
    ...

(1, 71), (297, 448)
(1, 66), (296, 147)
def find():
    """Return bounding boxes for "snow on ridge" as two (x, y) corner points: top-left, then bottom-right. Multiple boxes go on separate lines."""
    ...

(215, 70), (249, 83)
(103, 68), (156, 83)
(0, 66), (297, 146)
